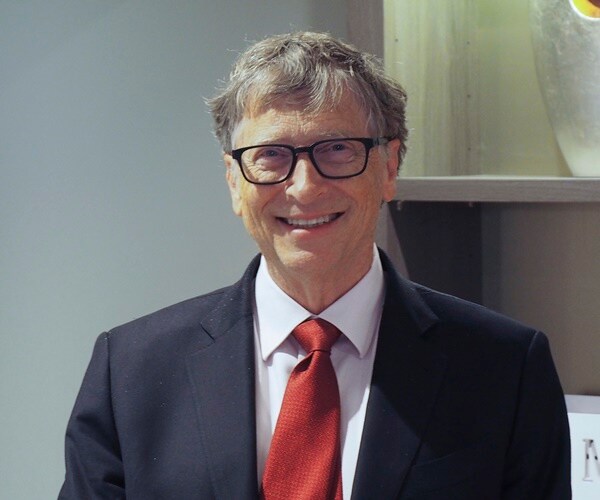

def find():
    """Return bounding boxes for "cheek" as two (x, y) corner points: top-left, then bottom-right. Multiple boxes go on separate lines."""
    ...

(238, 186), (273, 225)
(361, 172), (387, 205)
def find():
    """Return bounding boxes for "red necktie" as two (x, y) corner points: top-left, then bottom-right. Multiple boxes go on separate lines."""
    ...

(261, 318), (343, 500)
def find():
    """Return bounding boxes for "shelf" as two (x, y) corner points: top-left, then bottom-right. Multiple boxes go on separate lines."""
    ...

(394, 176), (600, 203)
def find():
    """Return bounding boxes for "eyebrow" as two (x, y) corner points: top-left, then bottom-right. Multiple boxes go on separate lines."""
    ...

(248, 131), (361, 147)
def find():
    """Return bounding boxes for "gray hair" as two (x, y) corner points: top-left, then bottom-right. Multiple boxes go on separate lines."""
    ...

(207, 32), (408, 166)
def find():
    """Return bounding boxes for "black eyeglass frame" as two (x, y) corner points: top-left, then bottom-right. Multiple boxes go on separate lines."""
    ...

(230, 137), (391, 185)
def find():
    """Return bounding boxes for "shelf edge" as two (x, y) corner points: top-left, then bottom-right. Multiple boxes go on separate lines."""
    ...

(394, 176), (600, 203)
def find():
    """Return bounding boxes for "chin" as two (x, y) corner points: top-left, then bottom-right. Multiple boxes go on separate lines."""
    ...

(270, 247), (332, 274)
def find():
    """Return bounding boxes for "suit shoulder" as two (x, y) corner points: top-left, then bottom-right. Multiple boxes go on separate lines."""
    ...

(413, 283), (539, 346)
(99, 256), (260, 356)
(104, 285), (231, 346)
(380, 250), (539, 348)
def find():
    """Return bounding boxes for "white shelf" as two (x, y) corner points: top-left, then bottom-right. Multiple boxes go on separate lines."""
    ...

(394, 176), (600, 203)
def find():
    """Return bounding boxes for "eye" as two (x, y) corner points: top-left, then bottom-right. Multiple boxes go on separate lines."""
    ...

(331, 141), (349, 151)
(316, 140), (350, 153)
(243, 146), (293, 169)
(315, 139), (360, 163)
(257, 148), (284, 159)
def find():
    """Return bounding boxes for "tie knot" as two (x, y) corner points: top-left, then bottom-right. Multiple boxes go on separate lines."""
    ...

(292, 318), (341, 354)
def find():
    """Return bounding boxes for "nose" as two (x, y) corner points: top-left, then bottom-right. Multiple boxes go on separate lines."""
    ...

(285, 152), (327, 202)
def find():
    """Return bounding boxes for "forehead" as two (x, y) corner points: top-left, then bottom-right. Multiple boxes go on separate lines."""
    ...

(232, 92), (372, 147)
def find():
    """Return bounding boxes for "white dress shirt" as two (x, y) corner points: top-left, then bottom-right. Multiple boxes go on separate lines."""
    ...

(253, 247), (385, 499)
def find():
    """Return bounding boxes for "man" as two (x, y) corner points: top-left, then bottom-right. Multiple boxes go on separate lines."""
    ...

(59, 32), (570, 499)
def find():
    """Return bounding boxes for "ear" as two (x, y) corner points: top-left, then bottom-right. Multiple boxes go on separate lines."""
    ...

(224, 153), (243, 216)
(382, 138), (400, 202)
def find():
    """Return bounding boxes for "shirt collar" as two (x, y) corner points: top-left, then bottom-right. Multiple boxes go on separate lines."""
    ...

(254, 246), (385, 361)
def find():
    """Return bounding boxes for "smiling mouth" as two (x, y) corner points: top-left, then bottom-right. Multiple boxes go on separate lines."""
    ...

(280, 212), (343, 228)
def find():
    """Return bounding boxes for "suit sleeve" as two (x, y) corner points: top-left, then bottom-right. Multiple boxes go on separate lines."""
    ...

(58, 333), (125, 499)
(502, 331), (571, 499)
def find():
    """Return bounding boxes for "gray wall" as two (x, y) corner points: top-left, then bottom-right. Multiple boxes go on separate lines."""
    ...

(482, 203), (600, 395)
(0, 1), (346, 497)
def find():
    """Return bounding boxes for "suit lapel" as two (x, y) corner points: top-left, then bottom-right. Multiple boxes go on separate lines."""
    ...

(186, 256), (261, 499)
(351, 252), (447, 499)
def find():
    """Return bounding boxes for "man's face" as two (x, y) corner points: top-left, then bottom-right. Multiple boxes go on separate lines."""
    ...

(224, 92), (399, 290)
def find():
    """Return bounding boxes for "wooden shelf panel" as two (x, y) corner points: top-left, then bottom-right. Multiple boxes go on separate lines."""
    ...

(394, 176), (600, 203)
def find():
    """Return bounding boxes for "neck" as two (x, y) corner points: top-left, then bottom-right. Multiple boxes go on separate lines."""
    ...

(265, 254), (373, 314)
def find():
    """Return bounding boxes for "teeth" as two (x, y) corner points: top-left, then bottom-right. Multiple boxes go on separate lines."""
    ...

(285, 214), (338, 228)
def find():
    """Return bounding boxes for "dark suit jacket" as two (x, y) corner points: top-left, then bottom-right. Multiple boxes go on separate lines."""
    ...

(59, 251), (571, 499)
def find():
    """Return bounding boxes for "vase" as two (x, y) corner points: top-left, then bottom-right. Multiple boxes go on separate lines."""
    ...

(529, 0), (600, 176)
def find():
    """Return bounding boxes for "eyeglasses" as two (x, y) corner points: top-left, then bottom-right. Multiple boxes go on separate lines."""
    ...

(230, 137), (390, 185)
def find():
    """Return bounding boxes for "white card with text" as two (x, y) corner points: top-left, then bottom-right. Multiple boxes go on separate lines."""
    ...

(567, 395), (600, 499)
